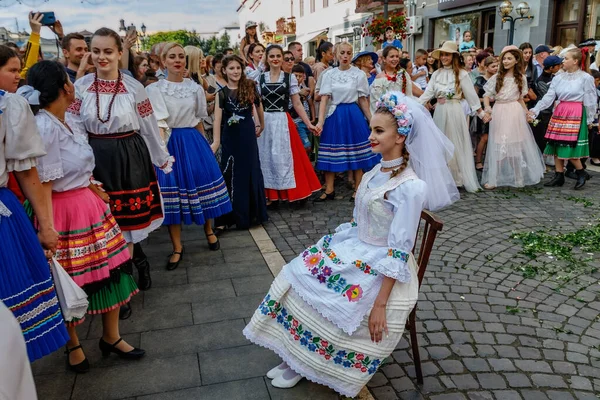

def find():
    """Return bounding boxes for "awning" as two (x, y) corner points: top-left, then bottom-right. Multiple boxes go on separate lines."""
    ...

(296, 29), (329, 45)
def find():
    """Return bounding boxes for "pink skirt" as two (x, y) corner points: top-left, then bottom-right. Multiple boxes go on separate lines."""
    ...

(545, 101), (582, 145)
(52, 188), (131, 289)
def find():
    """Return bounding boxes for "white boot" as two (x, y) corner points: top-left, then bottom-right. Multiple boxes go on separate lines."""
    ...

(266, 362), (288, 379)
(271, 367), (303, 388)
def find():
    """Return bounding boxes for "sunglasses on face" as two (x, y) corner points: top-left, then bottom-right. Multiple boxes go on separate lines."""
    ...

(284, 57), (294, 62)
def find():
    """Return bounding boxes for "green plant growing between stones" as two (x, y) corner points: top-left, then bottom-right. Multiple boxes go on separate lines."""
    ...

(566, 196), (594, 208)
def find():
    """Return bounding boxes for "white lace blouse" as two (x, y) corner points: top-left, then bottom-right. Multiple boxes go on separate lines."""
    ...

(0, 91), (46, 188)
(319, 66), (370, 117)
(530, 70), (598, 122)
(418, 67), (481, 113)
(369, 70), (414, 114)
(146, 79), (208, 129)
(35, 110), (94, 192)
(483, 74), (528, 103)
(65, 73), (172, 170)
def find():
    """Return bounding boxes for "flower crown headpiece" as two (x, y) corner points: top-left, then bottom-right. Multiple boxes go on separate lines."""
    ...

(375, 93), (413, 136)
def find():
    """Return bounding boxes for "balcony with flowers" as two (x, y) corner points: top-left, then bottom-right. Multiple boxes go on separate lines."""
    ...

(276, 17), (296, 36)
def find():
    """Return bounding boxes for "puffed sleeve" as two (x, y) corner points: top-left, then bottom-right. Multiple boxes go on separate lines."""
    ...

(357, 71), (369, 98)
(4, 94), (46, 172)
(65, 81), (87, 137)
(319, 70), (333, 96)
(132, 81), (174, 173)
(583, 74), (598, 123)
(483, 74), (497, 98)
(418, 70), (436, 105)
(145, 83), (169, 129)
(520, 77), (529, 98)
(195, 84), (208, 120)
(35, 115), (64, 182)
(530, 76), (558, 117)
(289, 73), (300, 96)
(404, 70), (413, 97)
(372, 179), (427, 281)
(460, 70), (482, 113)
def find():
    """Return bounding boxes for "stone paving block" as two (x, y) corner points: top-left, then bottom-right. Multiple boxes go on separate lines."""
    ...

(518, 347), (542, 360)
(430, 394), (467, 400)
(199, 344), (281, 385)
(382, 363), (405, 378)
(187, 261), (271, 282)
(438, 360), (465, 374)
(493, 390), (522, 400)
(450, 374), (480, 390)
(568, 376), (594, 391)
(531, 374), (568, 388)
(462, 358), (490, 372)
(477, 373), (507, 389)
(476, 345), (497, 357)
(392, 350), (412, 364)
(140, 319), (247, 357)
(266, 378), (339, 400)
(451, 344), (476, 357)
(144, 279), (236, 307)
(428, 346), (452, 360)
(192, 292), (264, 324)
(232, 274), (276, 296)
(421, 377), (446, 394)
(519, 390), (550, 400)
(543, 349), (565, 361)
(546, 391), (575, 400)
(405, 362), (440, 378)
(34, 373), (75, 400)
(574, 391), (600, 400)
(391, 376), (416, 392)
(488, 358), (516, 372)
(72, 354), (200, 399)
(566, 351), (589, 364)
(503, 373), (532, 388)
(427, 332), (451, 345)
(136, 377), (268, 400)
(515, 359), (552, 373)
(370, 386), (399, 400)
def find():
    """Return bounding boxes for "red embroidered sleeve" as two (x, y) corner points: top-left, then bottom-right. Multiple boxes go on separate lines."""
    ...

(67, 98), (82, 115)
(136, 98), (154, 118)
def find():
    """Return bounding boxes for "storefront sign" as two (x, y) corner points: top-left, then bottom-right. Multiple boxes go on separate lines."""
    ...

(438, 0), (482, 11)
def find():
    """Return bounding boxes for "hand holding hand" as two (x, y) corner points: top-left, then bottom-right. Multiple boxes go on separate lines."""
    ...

(482, 114), (492, 124)
(29, 12), (43, 35)
(255, 125), (263, 137)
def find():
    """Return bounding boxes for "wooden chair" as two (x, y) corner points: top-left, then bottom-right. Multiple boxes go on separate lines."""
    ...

(406, 210), (444, 384)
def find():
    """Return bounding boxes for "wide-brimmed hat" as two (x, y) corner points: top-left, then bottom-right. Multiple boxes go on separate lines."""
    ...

(579, 38), (597, 48)
(430, 41), (459, 59)
(500, 45), (521, 58)
(245, 21), (258, 30)
(352, 51), (378, 66)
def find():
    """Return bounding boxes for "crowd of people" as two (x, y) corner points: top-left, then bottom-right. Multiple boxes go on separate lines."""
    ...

(0, 12), (598, 399)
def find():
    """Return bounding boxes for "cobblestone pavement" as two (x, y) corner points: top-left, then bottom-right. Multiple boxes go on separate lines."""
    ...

(263, 172), (600, 400)
(33, 170), (600, 400)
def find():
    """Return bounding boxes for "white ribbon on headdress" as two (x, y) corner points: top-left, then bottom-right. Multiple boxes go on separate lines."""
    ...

(16, 85), (41, 106)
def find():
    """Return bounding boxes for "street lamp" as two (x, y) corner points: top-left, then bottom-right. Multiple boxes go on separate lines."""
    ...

(499, 0), (534, 45)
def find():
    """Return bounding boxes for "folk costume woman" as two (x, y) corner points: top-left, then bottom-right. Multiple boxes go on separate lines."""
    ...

(243, 92), (459, 397)
(529, 48), (597, 190)
(65, 29), (173, 268)
(257, 45), (321, 206)
(481, 46), (545, 189)
(214, 55), (268, 229)
(23, 61), (144, 372)
(315, 42), (381, 202)
(370, 46), (413, 114)
(0, 47), (69, 362)
(147, 43), (231, 269)
(418, 41), (483, 193)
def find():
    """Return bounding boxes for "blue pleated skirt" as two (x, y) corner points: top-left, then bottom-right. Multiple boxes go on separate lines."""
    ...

(0, 188), (69, 362)
(156, 127), (232, 225)
(316, 103), (381, 172)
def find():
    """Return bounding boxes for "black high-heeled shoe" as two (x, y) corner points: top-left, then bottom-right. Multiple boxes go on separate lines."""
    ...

(313, 191), (335, 203)
(99, 338), (145, 359)
(65, 345), (90, 373)
(166, 246), (185, 271)
(206, 233), (220, 251)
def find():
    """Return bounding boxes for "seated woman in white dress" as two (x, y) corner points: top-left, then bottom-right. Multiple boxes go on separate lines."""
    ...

(243, 92), (459, 397)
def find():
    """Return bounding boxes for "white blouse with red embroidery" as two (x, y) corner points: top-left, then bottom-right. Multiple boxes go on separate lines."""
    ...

(65, 73), (172, 170)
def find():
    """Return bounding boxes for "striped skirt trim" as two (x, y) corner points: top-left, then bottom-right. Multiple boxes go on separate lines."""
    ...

(545, 102), (583, 146)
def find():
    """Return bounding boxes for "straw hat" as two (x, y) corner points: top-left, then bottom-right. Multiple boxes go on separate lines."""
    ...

(430, 41), (459, 59)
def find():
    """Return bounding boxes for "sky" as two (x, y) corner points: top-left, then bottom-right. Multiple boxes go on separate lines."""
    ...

(0, 0), (239, 38)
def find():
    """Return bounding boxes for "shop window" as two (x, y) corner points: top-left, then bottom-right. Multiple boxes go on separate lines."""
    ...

(433, 12), (480, 49)
(558, 0), (581, 23)
(557, 27), (578, 47)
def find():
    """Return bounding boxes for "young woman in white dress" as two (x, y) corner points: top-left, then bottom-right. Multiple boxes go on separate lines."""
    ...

(418, 41), (484, 193)
(243, 92), (459, 397)
(370, 46), (413, 114)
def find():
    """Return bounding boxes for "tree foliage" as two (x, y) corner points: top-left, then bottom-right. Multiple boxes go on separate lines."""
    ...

(146, 30), (231, 55)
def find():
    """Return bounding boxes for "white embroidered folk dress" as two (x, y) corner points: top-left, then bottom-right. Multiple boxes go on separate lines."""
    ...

(256, 71), (300, 190)
(0, 92), (47, 218)
(482, 75), (545, 187)
(319, 66), (369, 118)
(243, 165), (423, 398)
(369, 70), (413, 114)
(66, 73), (172, 243)
(418, 67), (482, 192)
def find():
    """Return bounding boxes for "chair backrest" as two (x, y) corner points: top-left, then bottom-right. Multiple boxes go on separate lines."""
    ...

(411, 210), (444, 288)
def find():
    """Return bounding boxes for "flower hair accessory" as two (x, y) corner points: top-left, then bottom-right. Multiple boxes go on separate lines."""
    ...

(375, 93), (413, 136)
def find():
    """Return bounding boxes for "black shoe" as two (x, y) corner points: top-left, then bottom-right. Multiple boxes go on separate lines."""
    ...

(99, 338), (145, 359)
(166, 246), (185, 270)
(207, 234), (220, 251)
(290, 198), (308, 210)
(133, 244), (151, 291)
(574, 169), (587, 190)
(65, 345), (90, 373)
(119, 303), (132, 320)
(349, 191), (356, 203)
(266, 201), (279, 210)
(544, 172), (565, 187)
(313, 191), (335, 202)
(565, 170), (577, 180)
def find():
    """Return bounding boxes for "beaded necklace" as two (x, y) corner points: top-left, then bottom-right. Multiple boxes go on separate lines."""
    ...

(94, 71), (122, 124)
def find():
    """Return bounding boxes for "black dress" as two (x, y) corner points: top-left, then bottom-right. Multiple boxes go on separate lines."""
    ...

(216, 87), (268, 229)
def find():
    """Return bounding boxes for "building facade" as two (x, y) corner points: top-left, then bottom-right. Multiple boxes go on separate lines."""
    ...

(0, 27), (62, 59)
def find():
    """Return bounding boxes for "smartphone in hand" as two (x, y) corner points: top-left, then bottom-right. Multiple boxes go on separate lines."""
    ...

(39, 12), (56, 27)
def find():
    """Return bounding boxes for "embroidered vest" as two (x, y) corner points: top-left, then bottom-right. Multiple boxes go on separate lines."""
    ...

(260, 72), (291, 113)
(355, 165), (419, 246)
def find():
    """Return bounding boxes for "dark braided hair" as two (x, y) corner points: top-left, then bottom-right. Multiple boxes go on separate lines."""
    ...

(374, 105), (410, 179)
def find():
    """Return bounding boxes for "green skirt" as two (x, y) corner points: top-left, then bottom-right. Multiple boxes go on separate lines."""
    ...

(544, 111), (589, 159)
(67, 270), (139, 327)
